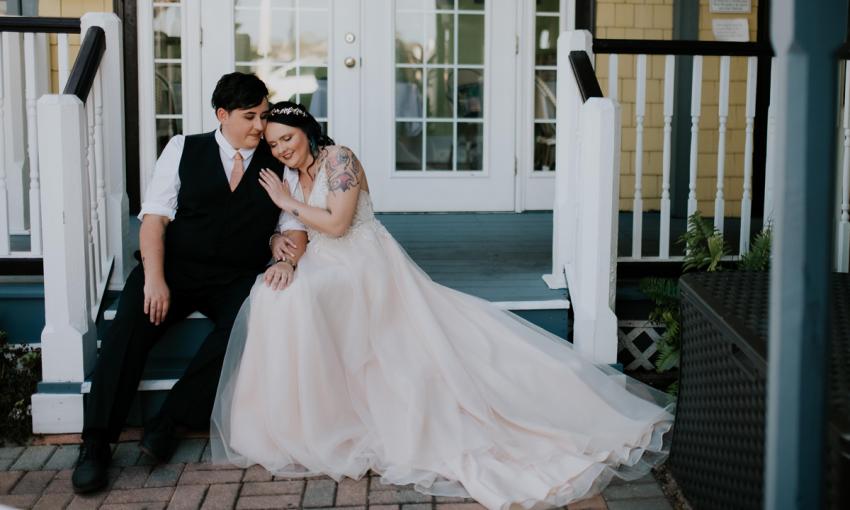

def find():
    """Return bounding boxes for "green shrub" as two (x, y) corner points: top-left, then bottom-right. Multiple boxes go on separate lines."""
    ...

(0, 331), (41, 445)
(639, 213), (772, 395)
(738, 225), (773, 271)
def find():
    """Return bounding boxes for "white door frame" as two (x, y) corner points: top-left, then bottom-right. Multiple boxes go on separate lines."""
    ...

(515, 0), (572, 212)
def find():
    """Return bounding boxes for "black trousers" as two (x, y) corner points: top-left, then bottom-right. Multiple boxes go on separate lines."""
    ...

(82, 263), (257, 442)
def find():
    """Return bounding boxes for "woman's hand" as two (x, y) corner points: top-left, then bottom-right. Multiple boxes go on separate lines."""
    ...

(263, 261), (295, 291)
(270, 233), (299, 261)
(259, 168), (294, 209)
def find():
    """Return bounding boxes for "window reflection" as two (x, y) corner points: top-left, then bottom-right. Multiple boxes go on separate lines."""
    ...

(234, 0), (330, 126)
(394, 1), (485, 171)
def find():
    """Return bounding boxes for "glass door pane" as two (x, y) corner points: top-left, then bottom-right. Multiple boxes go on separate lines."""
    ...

(394, 0), (485, 172)
(233, 0), (331, 133)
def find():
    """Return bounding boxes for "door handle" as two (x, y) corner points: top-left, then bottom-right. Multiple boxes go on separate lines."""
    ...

(344, 57), (357, 68)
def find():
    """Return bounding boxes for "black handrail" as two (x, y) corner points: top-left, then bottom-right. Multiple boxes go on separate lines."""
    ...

(0, 16), (80, 33)
(569, 51), (603, 103)
(593, 39), (773, 57)
(63, 26), (105, 102)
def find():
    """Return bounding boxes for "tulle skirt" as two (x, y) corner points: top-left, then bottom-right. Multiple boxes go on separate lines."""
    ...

(211, 219), (674, 510)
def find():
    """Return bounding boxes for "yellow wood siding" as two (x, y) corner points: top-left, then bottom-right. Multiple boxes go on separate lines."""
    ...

(596, 0), (762, 217)
(39, 0), (116, 93)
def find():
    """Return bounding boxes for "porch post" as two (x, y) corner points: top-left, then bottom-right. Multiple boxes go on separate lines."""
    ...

(82, 12), (131, 287)
(544, 29), (593, 290)
(31, 95), (96, 433)
(766, 0), (846, 507)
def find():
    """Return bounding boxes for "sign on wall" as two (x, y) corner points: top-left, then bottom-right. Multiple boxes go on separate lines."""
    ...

(712, 18), (750, 42)
(709, 0), (752, 13)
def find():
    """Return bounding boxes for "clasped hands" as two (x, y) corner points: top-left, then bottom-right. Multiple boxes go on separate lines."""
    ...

(265, 233), (299, 290)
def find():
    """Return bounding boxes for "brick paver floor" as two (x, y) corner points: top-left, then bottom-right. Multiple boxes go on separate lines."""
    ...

(0, 437), (674, 510)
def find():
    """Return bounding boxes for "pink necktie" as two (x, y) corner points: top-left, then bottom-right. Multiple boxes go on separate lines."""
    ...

(229, 151), (244, 191)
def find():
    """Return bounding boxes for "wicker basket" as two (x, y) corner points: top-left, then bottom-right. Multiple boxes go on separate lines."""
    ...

(670, 271), (849, 510)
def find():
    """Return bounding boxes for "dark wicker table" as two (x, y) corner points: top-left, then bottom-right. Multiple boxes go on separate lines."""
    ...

(671, 271), (849, 510)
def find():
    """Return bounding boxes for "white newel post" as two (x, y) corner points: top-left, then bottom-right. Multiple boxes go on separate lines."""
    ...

(545, 29), (593, 290)
(573, 98), (620, 364)
(32, 95), (96, 434)
(82, 13), (130, 287)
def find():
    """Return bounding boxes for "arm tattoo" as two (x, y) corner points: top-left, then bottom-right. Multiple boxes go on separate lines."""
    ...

(291, 208), (300, 217)
(326, 147), (363, 193)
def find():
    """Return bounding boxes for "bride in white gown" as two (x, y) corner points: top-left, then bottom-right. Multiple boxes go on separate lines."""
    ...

(211, 102), (675, 510)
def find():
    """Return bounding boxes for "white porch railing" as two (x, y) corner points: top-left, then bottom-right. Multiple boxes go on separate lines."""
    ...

(593, 39), (773, 262)
(31, 13), (130, 434)
(0, 19), (70, 258)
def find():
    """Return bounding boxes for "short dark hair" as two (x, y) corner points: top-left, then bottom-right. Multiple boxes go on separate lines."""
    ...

(211, 72), (269, 112)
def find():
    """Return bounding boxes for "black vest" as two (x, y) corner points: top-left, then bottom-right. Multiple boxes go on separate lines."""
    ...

(164, 131), (283, 286)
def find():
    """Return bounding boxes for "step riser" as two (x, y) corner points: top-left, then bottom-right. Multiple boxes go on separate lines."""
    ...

(0, 289), (45, 344)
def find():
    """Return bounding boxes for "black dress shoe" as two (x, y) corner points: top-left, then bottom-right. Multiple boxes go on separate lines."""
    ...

(139, 415), (179, 464)
(71, 439), (111, 493)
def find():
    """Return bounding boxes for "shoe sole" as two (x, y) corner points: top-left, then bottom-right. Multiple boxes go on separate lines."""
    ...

(72, 477), (108, 494)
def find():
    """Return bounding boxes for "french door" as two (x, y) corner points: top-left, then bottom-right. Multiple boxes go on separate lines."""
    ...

(138, 0), (555, 212)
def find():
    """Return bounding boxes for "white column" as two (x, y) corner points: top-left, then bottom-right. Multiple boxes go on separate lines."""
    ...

(545, 29), (593, 290)
(94, 72), (109, 278)
(82, 13), (131, 287)
(739, 56), (758, 255)
(86, 90), (101, 296)
(3, 33), (27, 236)
(687, 56), (703, 218)
(763, 59), (778, 224)
(632, 54), (647, 258)
(23, 33), (42, 254)
(660, 54), (675, 259)
(607, 54), (618, 101)
(32, 94), (95, 434)
(57, 34), (70, 91)
(714, 56), (730, 233)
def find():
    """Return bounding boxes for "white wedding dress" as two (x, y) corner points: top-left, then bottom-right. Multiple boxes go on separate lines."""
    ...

(211, 164), (675, 510)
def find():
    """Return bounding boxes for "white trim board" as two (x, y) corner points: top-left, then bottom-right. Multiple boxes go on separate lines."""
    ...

(102, 299), (570, 321)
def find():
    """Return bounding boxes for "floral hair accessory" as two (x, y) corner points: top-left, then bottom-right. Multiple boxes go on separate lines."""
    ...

(269, 105), (308, 117)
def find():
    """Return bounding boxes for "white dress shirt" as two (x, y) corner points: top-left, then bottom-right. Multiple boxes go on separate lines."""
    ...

(139, 129), (306, 233)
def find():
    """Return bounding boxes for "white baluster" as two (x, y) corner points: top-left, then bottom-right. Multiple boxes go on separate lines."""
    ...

(86, 92), (101, 299)
(660, 54), (675, 259)
(763, 59), (778, 224)
(632, 54), (646, 258)
(24, 33), (42, 255)
(688, 56), (703, 218)
(94, 73), (108, 276)
(837, 60), (850, 272)
(0, 35), (7, 256)
(58, 33), (70, 91)
(740, 57), (758, 255)
(608, 54), (618, 101)
(714, 56), (730, 233)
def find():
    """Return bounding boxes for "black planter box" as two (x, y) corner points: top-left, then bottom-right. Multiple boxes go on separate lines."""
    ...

(670, 271), (850, 510)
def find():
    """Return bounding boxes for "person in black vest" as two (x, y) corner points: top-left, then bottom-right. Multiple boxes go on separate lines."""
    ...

(71, 73), (308, 493)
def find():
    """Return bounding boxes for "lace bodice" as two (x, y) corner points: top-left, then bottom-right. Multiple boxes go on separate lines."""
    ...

(306, 165), (377, 244)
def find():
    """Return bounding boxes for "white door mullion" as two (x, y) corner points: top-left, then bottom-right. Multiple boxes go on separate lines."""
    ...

(200, 0), (235, 131)
(183, 0), (203, 134)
